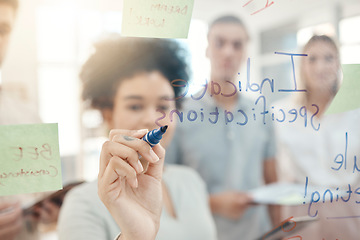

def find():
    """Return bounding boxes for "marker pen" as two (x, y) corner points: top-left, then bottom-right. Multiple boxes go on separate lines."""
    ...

(139, 125), (168, 173)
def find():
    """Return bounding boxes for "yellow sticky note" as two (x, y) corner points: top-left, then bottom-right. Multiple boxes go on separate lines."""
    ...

(0, 123), (62, 196)
(326, 64), (360, 115)
(122, 0), (194, 38)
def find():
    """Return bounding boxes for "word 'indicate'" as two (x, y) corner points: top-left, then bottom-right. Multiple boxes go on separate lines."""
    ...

(0, 123), (62, 196)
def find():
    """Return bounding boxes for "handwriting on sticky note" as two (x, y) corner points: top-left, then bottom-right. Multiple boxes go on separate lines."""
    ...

(0, 123), (62, 196)
(122, 0), (194, 38)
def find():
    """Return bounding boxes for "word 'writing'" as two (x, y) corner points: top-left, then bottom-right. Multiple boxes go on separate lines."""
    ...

(306, 132), (360, 217)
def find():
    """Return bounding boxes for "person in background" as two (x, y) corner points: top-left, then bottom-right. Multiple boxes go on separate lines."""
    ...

(58, 36), (217, 240)
(0, 1), (36, 239)
(166, 15), (280, 240)
(274, 35), (360, 239)
(0, 0), (40, 124)
(0, 0), (62, 239)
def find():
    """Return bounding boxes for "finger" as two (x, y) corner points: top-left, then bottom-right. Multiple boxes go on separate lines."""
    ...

(34, 207), (50, 223)
(0, 202), (22, 227)
(43, 200), (59, 214)
(246, 194), (254, 203)
(0, 202), (14, 211)
(100, 129), (148, 177)
(99, 141), (113, 179)
(236, 193), (253, 204)
(109, 129), (148, 142)
(99, 141), (144, 178)
(144, 144), (165, 181)
(39, 201), (59, 224)
(112, 134), (160, 164)
(243, 194), (253, 203)
(100, 155), (138, 191)
(0, 214), (22, 239)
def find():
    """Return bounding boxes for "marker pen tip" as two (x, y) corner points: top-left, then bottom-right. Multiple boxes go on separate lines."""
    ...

(160, 125), (168, 132)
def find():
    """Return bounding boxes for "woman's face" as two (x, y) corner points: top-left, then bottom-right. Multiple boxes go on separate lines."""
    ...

(302, 41), (340, 94)
(108, 71), (176, 148)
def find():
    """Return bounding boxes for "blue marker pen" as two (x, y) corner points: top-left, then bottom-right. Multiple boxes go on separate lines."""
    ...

(142, 125), (168, 147)
(139, 125), (167, 173)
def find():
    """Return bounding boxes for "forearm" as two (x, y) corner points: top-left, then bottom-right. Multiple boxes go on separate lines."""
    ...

(209, 195), (220, 214)
(264, 158), (278, 184)
(264, 158), (280, 225)
(268, 204), (281, 227)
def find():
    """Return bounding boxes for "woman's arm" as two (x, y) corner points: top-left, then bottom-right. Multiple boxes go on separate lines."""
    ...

(98, 129), (165, 240)
(264, 158), (281, 226)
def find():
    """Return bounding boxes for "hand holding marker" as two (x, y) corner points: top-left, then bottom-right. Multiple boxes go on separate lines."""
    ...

(140, 125), (168, 173)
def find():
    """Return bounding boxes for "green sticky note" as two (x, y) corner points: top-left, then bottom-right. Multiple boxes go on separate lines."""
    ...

(0, 123), (62, 196)
(326, 64), (360, 115)
(122, 0), (194, 38)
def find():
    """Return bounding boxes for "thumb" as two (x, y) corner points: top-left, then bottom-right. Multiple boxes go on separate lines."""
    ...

(144, 144), (165, 181)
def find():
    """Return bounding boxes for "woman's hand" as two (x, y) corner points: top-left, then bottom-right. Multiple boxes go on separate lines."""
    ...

(98, 129), (164, 240)
(32, 200), (60, 224)
(0, 201), (23, 240)
(210, 191), (253, 220)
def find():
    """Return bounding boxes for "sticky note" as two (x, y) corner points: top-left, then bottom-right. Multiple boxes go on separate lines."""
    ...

(121, 0), (194, 38)
(0, 123), (62, 196)
(326, 64), (360, 114)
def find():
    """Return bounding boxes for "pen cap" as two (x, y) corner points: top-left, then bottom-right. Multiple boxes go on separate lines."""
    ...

(142, 126), (168, 147)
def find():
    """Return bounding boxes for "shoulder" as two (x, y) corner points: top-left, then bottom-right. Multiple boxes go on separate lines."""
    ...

(65, 181), (99, 201)
(58, 181), (119, 239)
(60, 181), (104, 216)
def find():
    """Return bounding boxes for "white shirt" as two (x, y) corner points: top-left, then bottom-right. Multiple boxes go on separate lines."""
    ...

(58, 165), (217, 240)
(274, 96), (360, 188)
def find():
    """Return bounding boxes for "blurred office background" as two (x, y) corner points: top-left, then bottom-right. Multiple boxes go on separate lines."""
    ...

(0, 0), (359, 190)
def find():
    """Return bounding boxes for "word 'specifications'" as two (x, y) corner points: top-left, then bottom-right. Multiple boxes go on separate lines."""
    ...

(157, 52), (322, 131)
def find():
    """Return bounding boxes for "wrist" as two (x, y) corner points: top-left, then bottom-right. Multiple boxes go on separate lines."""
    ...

(209, 195), (220, 214)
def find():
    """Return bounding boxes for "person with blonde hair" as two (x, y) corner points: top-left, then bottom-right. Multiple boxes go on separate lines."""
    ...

(274, 35), (360, 239)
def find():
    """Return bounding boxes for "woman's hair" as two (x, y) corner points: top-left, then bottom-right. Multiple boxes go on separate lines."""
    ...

(81, 36), (189, 110)
(208, 15), (249, 40)
(303, 35), (339, 55)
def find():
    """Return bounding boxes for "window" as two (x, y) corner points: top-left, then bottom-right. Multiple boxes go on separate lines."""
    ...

(178, 19), (209, 96)
(297, 23), (336, 47)
(36, 4), (122, 181)
(340, 15), (360, 64)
